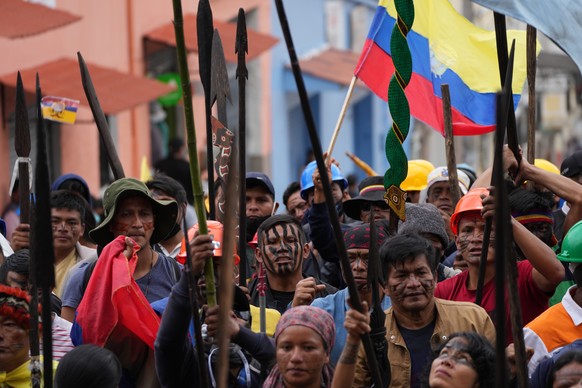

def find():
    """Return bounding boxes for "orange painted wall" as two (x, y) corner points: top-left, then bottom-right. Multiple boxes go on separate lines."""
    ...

(0, 0), (273, 209)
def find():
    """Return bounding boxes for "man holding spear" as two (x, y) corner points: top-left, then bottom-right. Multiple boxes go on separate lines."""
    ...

(435, 181), (564, 345)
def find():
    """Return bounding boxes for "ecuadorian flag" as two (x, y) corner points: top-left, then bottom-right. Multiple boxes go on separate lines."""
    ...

(40, 96), (79, 124)
(355, 0), (538, 136)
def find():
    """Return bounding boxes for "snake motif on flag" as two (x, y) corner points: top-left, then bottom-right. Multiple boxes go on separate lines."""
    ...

(384, 0), (414, 221)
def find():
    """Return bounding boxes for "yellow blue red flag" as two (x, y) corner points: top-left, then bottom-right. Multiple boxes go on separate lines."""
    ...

(40, 96), (80, 124)
(355, 0), (539, 136)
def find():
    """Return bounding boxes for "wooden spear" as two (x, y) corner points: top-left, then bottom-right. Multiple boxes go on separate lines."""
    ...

(368, 210), (390, 386)
(197, 0), (216, 220)
(236, 8), (248, 287)
(181, 217), (210, 387)
(526, 25), (537, 165)
(15, 72), (35, 386)
(172, 0), (216, 306)
(32, 73), (55, 388)
(210, 30), (232, 223)
(493, 21), (530, 386)
(441, 84), (462, 208)
(273, 1), (383, 386)
(217, 143), (238, 388)
(77, 52), (125, 179)
(493, 91), (509, 388)
(210, 30), (231, 129)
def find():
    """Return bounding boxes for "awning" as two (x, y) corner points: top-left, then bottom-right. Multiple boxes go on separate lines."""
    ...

(145, 14), (278, 62)
(0, 0), (81, 39)
(0, 58), (175, 115)
(296, 48), (361, 87)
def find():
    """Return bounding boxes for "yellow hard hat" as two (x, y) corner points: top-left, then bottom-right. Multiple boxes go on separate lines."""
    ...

(401, 159), (435, 191)
(534, 159), (560, 175)
(410, 159), (435, 172)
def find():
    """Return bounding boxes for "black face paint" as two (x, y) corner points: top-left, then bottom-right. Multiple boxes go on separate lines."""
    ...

(260, 223), (303, 276)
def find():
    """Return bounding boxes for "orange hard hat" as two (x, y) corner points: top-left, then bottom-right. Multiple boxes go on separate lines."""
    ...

(177, 220), (239, 265)
(450, 187), (489, 235)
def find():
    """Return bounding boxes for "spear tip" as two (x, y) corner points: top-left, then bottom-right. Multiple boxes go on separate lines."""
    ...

(197, 0), (214, 96)
(235, 8), (248, 55)
(210, 29), (232, 104)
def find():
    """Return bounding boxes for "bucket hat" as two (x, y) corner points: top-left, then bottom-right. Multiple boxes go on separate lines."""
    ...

(89, 178), (178, 247)
(343, 176), (387, 220)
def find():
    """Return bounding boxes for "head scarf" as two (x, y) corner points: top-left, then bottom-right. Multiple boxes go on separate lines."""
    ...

(264, 306), (335, 387)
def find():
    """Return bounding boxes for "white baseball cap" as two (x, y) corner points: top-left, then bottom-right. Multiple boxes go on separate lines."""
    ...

(426, 167), (470, 195)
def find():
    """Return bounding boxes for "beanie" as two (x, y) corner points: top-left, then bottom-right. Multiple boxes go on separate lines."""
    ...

(398, 203), (449, 247)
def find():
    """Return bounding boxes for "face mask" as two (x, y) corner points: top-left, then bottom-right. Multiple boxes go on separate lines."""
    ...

(245, 215), (271, 242)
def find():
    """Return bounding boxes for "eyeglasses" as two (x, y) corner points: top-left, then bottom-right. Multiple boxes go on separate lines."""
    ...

(51, 219), (80, 231)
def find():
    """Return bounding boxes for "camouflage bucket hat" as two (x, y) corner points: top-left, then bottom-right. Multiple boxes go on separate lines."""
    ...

(89, 178), (178, 247)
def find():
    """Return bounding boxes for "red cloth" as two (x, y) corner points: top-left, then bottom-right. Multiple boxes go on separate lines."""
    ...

(435, 260), (549, 345)
(75, 236), (160, 349)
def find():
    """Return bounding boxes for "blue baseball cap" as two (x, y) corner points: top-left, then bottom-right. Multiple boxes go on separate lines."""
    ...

(246, 172), (275, 198)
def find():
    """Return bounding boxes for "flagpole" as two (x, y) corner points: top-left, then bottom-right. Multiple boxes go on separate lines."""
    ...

(325, 76), (357, 163)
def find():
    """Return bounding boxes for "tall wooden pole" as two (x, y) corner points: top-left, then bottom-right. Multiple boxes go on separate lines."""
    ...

(273, 1), (383, 386)
(172, 0), (216, 306)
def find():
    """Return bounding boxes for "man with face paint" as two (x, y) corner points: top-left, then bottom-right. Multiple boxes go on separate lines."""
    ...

(349, 233), (495, 388)
(509, 187), (558, 249)
(244, 172), (279, 277)
(435, 186), (564, 345)
(310, 224), (392, 367)
(0, 286), (57, 386)
(523, 220), (582, 376)
(248, 215), (336, 315)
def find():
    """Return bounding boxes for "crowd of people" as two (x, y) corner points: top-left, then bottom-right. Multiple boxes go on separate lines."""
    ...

(1, 140), (582, 387)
